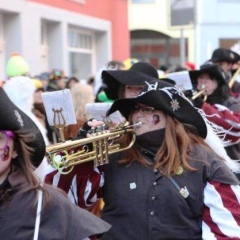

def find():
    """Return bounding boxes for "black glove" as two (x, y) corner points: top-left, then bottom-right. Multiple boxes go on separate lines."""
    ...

(192, 97), (204, 108)
(76, 119), (109, 139)
(76, 119), (94, 139)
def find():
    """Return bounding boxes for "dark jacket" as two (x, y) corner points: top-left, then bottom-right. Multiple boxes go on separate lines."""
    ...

(0, 170), (111, 240)
(223, 96), (240, 160)
(100, 137), (238, 240)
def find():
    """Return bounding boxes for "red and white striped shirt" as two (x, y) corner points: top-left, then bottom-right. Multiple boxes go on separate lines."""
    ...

(202, 180), (240, 239)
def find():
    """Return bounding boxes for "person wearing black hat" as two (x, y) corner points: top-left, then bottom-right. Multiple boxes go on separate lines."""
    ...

(102, 61), (175, 100)
(189, 62), (240, 161)
(0, 88), (111, 239)
(83, 80), (239, 239)
(208, 47), (240, 94)
(94, 60), (125, 103)
(43, 64), (168, 217)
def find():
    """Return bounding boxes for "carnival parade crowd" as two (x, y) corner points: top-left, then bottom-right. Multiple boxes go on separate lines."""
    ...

(1, 48), (240, 239)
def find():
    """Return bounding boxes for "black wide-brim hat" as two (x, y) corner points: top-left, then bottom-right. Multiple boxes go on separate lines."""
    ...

(189, 63), (226, 87)
(102, 62), (161, 100)
(0, 88), (45, 167)
(107, 80), (207, 139)
(209, 48), (240, 64)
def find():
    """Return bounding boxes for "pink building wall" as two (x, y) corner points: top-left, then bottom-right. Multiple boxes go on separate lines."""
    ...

(28, 0), (130, 61)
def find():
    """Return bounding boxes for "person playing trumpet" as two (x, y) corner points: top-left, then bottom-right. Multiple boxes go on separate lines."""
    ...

(82, 80), (240, 239)
(42, 71), (240, 239)
(206, 47), (240, 95)
(189, 62), (240, 165)
(43, 63), (172, 212)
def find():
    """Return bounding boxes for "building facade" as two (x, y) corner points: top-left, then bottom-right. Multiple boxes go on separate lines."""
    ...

(0, 0), (129, 80)
(129, 0), (240, 68)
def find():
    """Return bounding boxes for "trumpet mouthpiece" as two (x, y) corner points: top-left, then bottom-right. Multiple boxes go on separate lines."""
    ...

(134, 121), (142, 127)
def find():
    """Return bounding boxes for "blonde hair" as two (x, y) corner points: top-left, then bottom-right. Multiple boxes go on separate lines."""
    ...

(70, 83), (95, 122)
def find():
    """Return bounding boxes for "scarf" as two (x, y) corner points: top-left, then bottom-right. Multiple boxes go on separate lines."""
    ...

(135, 128), (165, 157)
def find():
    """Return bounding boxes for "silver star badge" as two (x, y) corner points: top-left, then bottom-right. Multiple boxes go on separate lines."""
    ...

(170, 99), (180, 111)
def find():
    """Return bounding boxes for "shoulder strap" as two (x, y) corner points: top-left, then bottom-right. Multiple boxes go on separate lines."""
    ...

(33, 189), (43, 240)
(169, 176), (201, 229)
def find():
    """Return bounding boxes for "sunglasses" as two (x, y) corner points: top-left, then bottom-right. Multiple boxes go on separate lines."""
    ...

(133, 105), (155, 114)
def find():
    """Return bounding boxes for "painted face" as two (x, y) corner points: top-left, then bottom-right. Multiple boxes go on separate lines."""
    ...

(196, 73), (218, 95)
(131, 104), (167, 135)
(124, 85), (144, 98)
(0, 131), (15, 184)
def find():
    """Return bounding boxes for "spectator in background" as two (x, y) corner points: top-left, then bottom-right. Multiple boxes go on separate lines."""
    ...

(185, 62), (196, 71)
(46, 69), (66, 91)
(6, 53), (30, 78)
(87, 75), (95, 89)
(32, 78), (46, 128)
(123, 58), (139, 70)
(3, 53), (50, 146)
(31, 78), (55, 145)
(64, 82), (95, 140)
(37, 72), (50, 91)
(65, 76), (79, 89)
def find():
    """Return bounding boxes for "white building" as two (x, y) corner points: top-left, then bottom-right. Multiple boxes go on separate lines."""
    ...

(0, 0), (114, 80)
(129, 0), (240, 68)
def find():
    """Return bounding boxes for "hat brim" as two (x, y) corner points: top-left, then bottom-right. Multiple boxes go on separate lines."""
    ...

(189, 65), (226, 87)
(107, 90), (207, 138)
(209, 50), (240, 64)
(102, 70), (159, 100)
(0, 88), (45, 167)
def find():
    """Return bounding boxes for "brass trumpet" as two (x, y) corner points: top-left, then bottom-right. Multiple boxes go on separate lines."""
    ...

(191, 89), (206, 100)
(46, 122), (142, 174)
(229, 66), (240, 89)
(191, 85), (207, 101)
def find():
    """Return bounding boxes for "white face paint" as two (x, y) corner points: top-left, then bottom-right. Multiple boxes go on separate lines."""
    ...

(131, 104), (167, 135)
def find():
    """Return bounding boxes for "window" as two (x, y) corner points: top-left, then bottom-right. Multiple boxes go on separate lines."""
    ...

(68, 29), (94, 80)
(68, 30), (92, 50)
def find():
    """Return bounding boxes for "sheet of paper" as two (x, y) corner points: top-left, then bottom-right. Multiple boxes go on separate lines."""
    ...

(85, 102), (125, 125)
(165, 71), (193, 91)
(42, 89), (77, 126)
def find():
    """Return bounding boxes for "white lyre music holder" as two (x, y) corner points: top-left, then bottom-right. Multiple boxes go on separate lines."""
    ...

(42, 89), (77, 142)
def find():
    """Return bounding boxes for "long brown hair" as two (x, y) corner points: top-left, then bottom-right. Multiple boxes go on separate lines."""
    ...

(12, 130), (48, 205)
(119, 114), (214, 177)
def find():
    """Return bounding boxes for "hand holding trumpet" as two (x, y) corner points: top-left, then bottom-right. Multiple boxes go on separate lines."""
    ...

(191, 84), (208, 105)
(183, 85), (207, 108)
